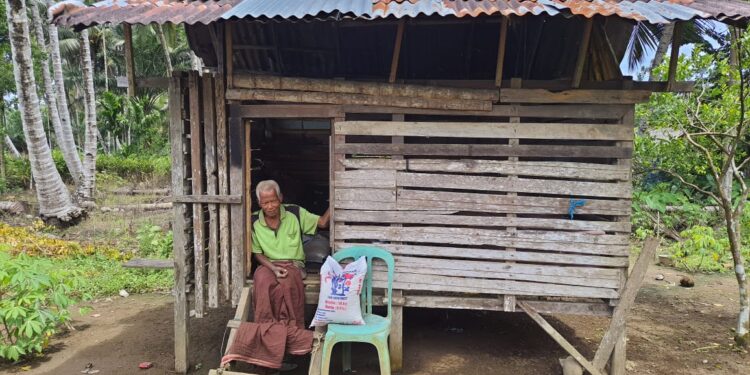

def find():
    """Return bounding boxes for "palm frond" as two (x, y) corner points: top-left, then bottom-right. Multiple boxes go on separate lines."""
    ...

(626, 22), (662, 72)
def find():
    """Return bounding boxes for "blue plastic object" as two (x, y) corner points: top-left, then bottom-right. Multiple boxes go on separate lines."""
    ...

(320, 246), (395, 375)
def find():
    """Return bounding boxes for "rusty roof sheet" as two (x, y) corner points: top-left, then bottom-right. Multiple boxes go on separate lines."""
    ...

(52, 0), (750, 28)
(51, 0), (240, 28)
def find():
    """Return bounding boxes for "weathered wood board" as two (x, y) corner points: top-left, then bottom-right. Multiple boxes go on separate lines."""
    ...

(332, 116), (633, 304)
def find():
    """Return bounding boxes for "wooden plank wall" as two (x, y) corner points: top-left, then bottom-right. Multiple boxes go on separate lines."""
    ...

(332, 104), (633, 303)
(175, 72), (245, 317)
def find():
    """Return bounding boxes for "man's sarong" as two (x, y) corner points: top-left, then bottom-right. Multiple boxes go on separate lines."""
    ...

(221, 262), (313, 369)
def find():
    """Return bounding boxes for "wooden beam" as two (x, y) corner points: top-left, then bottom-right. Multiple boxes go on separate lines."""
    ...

(389, 19), (406, 83)
(188, 72), (205, 318)
(172, 195), (242, 204)
(573, 18), (595, 88)
(230, 104), (342, 119)
(499, 88), (651, 104)
(123, 24), (136, 97)
(592, 238), (659, 370)
(228, 116), (245, 305)
(226, 88), (492, 111)
(123, 258), (174, 269)
(518, 301), (605, 375)
(494, 17), (509, 88)
(667, 22), (683, 92)
(169, 73), (189, 374)
(233, 74), (498, 101)
(244, 120), (252, 277)
(225, 22), (234, 89)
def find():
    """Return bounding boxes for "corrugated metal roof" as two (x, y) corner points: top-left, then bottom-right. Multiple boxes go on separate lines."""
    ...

(52, 0), (750, 27)
(51, 0), (240, 28)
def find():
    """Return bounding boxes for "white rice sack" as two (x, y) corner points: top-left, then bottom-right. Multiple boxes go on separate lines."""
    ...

(310, 256), (367, 327)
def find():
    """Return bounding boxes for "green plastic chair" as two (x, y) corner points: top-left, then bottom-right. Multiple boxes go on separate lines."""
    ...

(320, 245), (395, 375)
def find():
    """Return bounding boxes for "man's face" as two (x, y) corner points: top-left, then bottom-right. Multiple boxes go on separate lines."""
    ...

(259, 190), (282, 219)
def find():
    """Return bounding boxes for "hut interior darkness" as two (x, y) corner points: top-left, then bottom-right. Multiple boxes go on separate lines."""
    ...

(50, 1), (750, 374)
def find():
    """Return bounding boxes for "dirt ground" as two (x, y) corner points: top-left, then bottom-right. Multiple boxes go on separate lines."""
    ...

(1, 264), (748, 375)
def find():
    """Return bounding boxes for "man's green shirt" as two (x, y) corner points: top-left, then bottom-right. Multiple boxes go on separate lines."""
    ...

(251, 204), (320, 261)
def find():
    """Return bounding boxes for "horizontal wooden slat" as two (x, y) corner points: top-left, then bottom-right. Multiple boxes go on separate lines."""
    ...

(334, 200), (458, 212)
(499, 89), (651, 104)
(335, 188), (396, 202)
(392, 255), (620, 279)
(405, 159), (630, 181)
(397, 190), (630, 216)
(342, 158), (407, 170)
(335, 121), (633, 141)
(335, 170), (397, 188)
(394, 172), (631, 198)
(172, 195), (242, 204)
(402, 296), (612, 316)
(342, 103), (630, 120)
(334, 210), (631, 232)
(334, 242), (628, 267)
(368, 264), (619, 289)
(337, 225), (627, 245)
(370, 272), (618, 299)
(336, 143), (633, 159)
(335, 226), (629, 255)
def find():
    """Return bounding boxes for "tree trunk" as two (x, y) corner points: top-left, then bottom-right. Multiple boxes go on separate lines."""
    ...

(650, 22), (674, 78)
(5, 135), (21, 158)
(80, 29), (98, 201)
(0, 104), (5, 181)
(46, 0), (82, 178)
(5, 0), (82, 222)
(155, 24), (173, 77)
(31, 1), (84, 187)
(102, 27), (109, 92)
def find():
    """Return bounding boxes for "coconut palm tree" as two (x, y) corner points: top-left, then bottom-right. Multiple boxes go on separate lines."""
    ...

(79, 28), (97, 200)
(5, 0), (82, 222)
(31, 0), (84, 189)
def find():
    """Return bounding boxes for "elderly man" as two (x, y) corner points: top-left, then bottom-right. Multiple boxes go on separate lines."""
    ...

(222, 179), (329, 372)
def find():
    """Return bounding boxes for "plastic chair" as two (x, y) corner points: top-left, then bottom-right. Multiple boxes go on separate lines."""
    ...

(320, 246), (395, 375)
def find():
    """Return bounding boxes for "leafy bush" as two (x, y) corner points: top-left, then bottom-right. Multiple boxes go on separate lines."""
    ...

(136, 224), (173, 258)
(0, 222), (125, 260)
(96, 154), (170, 181)
(57, 255), (173, 297)
(632, 185), (716, 238)
(0, 252), (80, 362)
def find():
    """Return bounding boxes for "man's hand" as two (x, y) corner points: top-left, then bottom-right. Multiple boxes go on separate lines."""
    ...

(273, 266), (288, 279)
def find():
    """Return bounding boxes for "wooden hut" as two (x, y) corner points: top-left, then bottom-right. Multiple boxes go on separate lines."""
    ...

(53, 1), (750, 374)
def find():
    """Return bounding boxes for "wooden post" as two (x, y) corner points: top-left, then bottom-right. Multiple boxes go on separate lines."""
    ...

(389, 19), (406, 83)
(593, 238), (659, 370)
(610, 328), (627, 375)
(229, 116), (246, 305)
(494, 17), (509, 88)
(666, 22), (683, 92)
(203, 75), (219, 309)
(216, 73), (231, 301)
(330, 116), (346, 249)
(572, 18), (594, 89)
(503, 77), (521, 312)
(169, 73), (190, 374)
(390, 290), (404, 372)
(189, 72), (205, 318)
(226, 22), (234, 89)
(123, 24), (136, 97)
(244, 120), (253, 276)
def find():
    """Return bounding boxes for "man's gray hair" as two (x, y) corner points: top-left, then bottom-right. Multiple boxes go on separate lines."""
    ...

(256, 180), (282, 201)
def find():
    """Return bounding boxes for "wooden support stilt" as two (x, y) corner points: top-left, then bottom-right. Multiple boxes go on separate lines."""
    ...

(189, 72), (205, 318)
(494, 17), (509, 88)
(610, 328), (627, 375)
(503, 77), (522, 312)
(390, 290), (404, 372)
(244, 121), (252, 276)
(666, 22), (683, 92)
(169, 73), (190, 374)
(389, 19), (406, 83)
(517, 301), (604, 375)
(123, 24), (136, 97)
(593, 238), (659, 370)
(572, 18), (594, 89)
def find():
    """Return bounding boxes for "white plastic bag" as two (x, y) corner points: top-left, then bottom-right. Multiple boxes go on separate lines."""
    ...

(310, 256), (367, 327)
